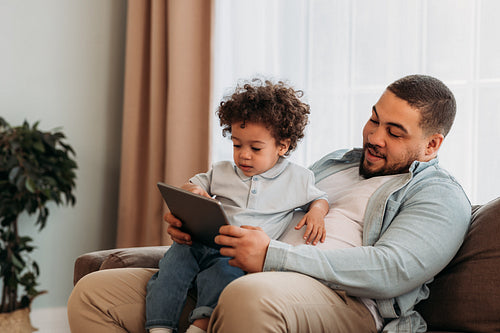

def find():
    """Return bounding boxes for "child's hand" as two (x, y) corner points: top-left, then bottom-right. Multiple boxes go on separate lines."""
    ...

(181, 182), (211, 198)
(295, 199), (328, 245)
(295, 211), (326, 245)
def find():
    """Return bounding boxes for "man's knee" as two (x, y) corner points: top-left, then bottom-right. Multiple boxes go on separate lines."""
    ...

(218, 273), (279, 311)
(68, 268), (155, 333)
(209, 273), (289, 333)
(67, 272), (104, 332)
(68, 272), (97, 311)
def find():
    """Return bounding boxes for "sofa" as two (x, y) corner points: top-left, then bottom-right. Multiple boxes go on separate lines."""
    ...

(73, 197), (500, 333)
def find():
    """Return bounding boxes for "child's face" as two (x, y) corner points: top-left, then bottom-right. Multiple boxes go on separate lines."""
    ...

(231, 121), (290, 177)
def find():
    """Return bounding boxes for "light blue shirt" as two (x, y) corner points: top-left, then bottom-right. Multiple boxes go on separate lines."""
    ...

(264, 148), (471, 333)
(190, 157), (328, 240)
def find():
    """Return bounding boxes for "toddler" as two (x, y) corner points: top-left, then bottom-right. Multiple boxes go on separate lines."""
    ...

(145, 79), (329, 333)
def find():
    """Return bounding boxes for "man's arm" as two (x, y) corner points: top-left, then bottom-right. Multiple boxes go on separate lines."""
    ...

(263, 179), (471, 299)
(216, 178), (470, 299)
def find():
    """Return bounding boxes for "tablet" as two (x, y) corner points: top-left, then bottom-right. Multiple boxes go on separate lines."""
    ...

(157, 182), (229, 249)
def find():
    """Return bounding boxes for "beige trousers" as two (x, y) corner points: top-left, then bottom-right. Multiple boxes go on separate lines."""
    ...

(67, 268), (376, 333)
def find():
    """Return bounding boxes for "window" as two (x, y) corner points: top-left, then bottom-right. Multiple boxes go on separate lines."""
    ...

(211, 0), (500, 204)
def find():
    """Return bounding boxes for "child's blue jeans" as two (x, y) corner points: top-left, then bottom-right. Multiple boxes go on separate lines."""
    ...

(145, 241), (245, 331)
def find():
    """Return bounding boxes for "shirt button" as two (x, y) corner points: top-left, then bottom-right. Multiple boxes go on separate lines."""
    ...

(251, 189), (257, 194)
(253, 177), (259, 181)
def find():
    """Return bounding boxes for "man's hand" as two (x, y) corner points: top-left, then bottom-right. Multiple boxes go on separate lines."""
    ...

(215, 225), (270, 273)
(165, 212), (192, 245)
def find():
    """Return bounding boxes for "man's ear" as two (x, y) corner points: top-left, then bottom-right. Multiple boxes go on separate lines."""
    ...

(278, 139), (291, 156)
(425, 133), (444, 158)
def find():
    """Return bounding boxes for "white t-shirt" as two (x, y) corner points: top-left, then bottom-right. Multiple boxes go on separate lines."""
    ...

(279, 166), (397, 330)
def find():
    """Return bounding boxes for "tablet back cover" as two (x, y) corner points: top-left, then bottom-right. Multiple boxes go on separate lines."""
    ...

(157, 182), (229, 248)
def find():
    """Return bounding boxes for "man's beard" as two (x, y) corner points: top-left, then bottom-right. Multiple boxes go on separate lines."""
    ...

(359, 144), (417, 179)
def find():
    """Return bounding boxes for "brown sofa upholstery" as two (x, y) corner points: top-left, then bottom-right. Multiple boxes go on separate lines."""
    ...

(73, 197), (500, 332)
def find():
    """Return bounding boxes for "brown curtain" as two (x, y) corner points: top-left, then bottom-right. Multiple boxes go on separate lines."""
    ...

(116, 0), (213, 247)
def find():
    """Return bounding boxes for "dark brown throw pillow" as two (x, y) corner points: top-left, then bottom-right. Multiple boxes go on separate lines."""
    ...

(415, 197), (500, 333)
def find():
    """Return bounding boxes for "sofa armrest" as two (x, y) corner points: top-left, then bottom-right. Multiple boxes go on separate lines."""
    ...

(73, 246), (170, 285)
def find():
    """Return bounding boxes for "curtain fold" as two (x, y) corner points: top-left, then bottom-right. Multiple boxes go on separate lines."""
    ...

(116, 0), (213, 247)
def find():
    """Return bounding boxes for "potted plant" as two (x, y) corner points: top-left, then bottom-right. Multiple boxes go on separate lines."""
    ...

(0, 117), (77, 332)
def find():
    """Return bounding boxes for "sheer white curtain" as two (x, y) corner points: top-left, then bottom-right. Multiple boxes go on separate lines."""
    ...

(211, 0), (500, 204)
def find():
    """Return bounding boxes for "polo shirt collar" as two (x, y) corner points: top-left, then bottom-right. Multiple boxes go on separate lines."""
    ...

(234, 157), (290, 180)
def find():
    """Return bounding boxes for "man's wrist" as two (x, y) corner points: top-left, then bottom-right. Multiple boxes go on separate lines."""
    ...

(262, 239), (291, 271)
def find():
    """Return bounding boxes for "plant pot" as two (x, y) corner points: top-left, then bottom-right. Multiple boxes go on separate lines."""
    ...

(0, 307), (38, 332)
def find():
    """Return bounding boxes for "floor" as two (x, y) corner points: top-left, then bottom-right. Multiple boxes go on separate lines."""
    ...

(30, 307), (70, 333)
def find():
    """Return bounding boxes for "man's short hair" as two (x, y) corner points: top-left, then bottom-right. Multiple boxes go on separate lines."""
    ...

(387, 74), (456, 137)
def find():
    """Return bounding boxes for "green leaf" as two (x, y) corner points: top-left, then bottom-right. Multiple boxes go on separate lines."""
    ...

(33, 141), (45, 153)
(8, 166), (21, 183)
(33, 262), (40, 276)
(11, 254), (25, 270)
(0, 117), (9, 128)
(25, 178), (36, 193)
(16, 174), (26, 191)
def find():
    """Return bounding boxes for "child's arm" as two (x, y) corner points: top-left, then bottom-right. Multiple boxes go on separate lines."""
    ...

(295, 199), (329, 245)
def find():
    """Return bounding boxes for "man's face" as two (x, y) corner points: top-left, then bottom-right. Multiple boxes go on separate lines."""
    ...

(360, 90), (434, 178)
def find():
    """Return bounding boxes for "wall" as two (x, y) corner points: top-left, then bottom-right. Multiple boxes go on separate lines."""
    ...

(0, 1), (127, 309)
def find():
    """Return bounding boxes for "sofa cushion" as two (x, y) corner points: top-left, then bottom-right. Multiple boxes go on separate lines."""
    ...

(416, 197), (500, 332)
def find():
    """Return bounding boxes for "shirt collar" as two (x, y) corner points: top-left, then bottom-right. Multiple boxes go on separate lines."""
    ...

(234, 157), (290, 180)
(409, 156), (439, 174)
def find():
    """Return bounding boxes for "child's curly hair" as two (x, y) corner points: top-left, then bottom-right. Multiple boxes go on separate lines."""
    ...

(216, 79), (310, 156)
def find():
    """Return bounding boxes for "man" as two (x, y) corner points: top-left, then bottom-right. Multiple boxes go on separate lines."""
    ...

(68, 74), (471, 333)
